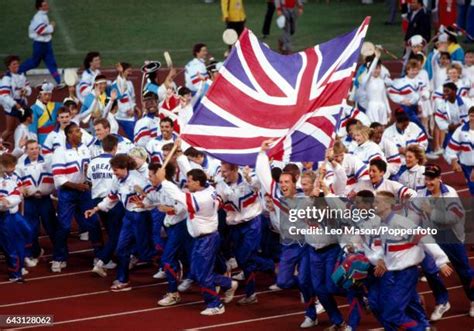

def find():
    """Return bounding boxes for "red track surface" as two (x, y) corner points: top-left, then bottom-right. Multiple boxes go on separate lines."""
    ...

(1, 62), (474, 330)
(0, 158), (473, 330)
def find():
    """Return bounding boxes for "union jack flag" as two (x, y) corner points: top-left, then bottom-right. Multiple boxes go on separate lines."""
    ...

(181, 18), (370, 166)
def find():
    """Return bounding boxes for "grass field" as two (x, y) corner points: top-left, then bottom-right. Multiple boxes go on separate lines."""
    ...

(1, 0), (407, 68)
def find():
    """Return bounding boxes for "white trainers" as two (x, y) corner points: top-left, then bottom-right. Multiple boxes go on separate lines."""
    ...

(110, 280), (132, 292)
(92, 260), (107, 277)
(316, 300), (326, 314)
(24, 257), (38, 268)
(300, 316), (317, 328)
(21, 268), (29, 276)
(178, 278), (193, 292)
(79, 232), (89, 241)
(226, 257), (238, 271)
(237, 293), (258, 305)
(434, 148), (444, 155)
(269, 283), (282, 291)
(223, 281), (239, 303)
(51, 261), (66, 273)
(232, 271), (245, 281)
(430, 302), (450, 321)
(426, 152), (440, 160)
(158, 292), (181, 306)
(128, 255), (139, 270)
(470, 301), (474, 317)
(153, 268), (167, 279)
(103, 260), (117, 270)
(200, 305), (225, 316)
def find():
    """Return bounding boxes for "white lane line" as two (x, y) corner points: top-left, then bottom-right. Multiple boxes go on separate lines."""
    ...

(0, 271), (91, 286)
(0, 282), (167, 308)
(7, 289), (276, 330)
(42, 248), (93, 259)
(190, 285), (468, 330)
(48, 0), (77, 53)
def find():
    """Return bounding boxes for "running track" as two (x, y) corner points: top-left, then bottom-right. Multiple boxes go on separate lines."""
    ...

(1, 63), (474, 330)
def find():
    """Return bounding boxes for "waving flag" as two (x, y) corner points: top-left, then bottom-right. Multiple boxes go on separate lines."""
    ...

(181, 18), (371, 166)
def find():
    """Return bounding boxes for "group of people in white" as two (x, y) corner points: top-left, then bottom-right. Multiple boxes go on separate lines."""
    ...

(0, 12), (474, 331)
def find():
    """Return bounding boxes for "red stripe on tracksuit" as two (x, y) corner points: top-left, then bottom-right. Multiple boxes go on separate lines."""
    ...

(52, 167), (79, 175)
(387, 243), (416, 252)
(186, 192), (195, 219)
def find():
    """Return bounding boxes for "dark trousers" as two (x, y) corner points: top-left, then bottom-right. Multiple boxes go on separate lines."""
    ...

(262, 1), (276, 36)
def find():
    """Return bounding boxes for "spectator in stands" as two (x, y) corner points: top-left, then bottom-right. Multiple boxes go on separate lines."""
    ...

(405, 0), (431, 44)
(221, 0), (246, 37)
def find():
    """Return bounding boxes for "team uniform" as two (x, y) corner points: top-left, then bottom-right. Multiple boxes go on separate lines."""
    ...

(112, 76), (137, 140)
(29, 99), (61, 145)
(80, 91), (119, 134)
(445, 122), (474, 194)
(354, 177), (417, 199)
(16, 154), (57, 260)
(216, 173), (264, 300)
(381, 122), (428, 175)
(87, 153), (124, 266)
(351, 140), (386, 165)
(0, 71), (31, 117)
(51, 143), (104, 265)
(379, 212), (449, 330)
(144, 184), (191, 295)
(13, 123), (37, 157)
(42, 126), (94, 155)
(96, 170), (155, 285)
(77, 68), (100, 103)
(325, 153), (369, 196)
(19, 9), (60, 84)
(413, 183), (474, 304)
(160, 179), (234, 311)
(256, 151), (318, 323)
(89, 134), (134, 158)
(145, 133), (178, 164)
(184, 58), (208, 94)
(133, 113), (159, 148)
(388, 76), (428, 130)
(434, 95), (468, 147)
(0, 174), (24, 280)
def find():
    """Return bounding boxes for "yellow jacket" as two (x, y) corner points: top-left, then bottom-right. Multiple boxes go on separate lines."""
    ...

(221, 0), (246, 22)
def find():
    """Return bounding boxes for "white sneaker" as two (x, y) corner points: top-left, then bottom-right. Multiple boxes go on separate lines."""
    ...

(435, 148), (444, 155)
(200, 305), (225, 316)
(226, 257), (238, 271)
(79, 232), (89, 241)
(426, 152), (440, 160)
(157, 292), (181, 306)
(178, 278), (193, 292)
(470, 301), (474, 317)
(430, 302), (450, 321)
(51, 261), (66, 273)
(223, 281), (239, 303)
(128, 255), (139, 270)
(237, 293), (258, 305)
(153, 268), (167, 279)
(316, 300), (326, 314)
(103, 260), (117, 269)
(300, 316), (317, 328)
(92, 260), (107, 277)
(21, 268), (29, 276)
(232, 271), (245, 281)
(269, 283), (282, 291)
(24, 257), (38, 268)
